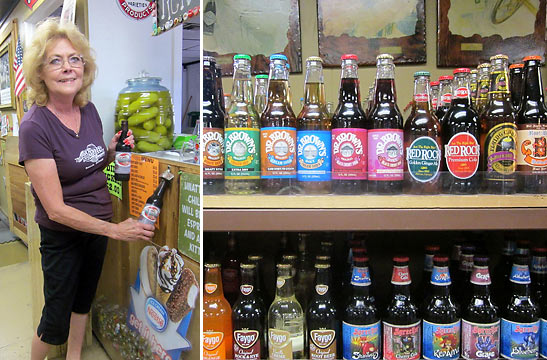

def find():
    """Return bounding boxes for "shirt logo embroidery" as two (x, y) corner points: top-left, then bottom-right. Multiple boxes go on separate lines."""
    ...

(75, 144), (105, 169)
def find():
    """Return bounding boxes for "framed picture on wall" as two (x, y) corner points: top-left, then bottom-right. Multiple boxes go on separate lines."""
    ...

(437, 0), (546, 67)
(0, 21), (15, 111)
(203, 0), (302, 76)
(317, 0), (426, 66)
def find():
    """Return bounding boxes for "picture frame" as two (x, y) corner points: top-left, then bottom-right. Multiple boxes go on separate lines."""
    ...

(437, 0), (546, 67)
(203, 0), (303, 76)
(317, 0), (426, 66)
(0, 20), (16, 111)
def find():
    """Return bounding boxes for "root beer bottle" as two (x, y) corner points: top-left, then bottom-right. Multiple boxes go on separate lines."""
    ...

(481, 54), (518, 194)
(368, 54), (404, 194)
(509, 63), (525, 112)
(383, 256), (421, 360)
(435, 75), (454, 124)
(418, 245), (440, 303)
(404, 71), (442, 194)
(442, 68), (481, 194)
(475, 63), (491, 117)
(516, 55), (547, 193)
(332, 54), (369, 194)
(260, 54), (297, 194)
(297, 56), (331, 194)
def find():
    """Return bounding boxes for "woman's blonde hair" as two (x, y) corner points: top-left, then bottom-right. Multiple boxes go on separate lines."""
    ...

(23, 18), (97, 107)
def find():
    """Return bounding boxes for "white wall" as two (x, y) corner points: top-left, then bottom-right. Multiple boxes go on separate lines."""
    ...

(87, 1), (182, 145)
(182, 61), (199, 133)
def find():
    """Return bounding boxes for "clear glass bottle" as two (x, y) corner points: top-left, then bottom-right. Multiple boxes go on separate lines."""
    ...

(469, 69), (479, 109)
(254, 74), (269, 116)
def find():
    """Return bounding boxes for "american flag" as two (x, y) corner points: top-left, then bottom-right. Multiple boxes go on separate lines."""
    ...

(13, 38), (26, 97)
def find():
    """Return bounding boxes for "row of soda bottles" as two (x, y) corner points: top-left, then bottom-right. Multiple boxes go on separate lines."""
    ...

(203, 232), (547, 360)
(202, 52), (547, 196)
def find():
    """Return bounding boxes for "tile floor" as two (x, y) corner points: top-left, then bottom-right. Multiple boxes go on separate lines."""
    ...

(0, 235), (111, 359)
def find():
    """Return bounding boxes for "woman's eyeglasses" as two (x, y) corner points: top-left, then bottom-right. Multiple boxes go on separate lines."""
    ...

(45, 55), (85, 70)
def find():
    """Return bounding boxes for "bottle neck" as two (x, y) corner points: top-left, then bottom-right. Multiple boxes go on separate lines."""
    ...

(431, 284), (450, 297)
(438, 80), (453, 107)
(374, 78), (397, 104)
(392, 284), (412, 297)
(522, 61), (545, 105)
(488, 61), (511, 101)
(275, 274), (296, 298)
(231, 63), (253, 103)
(240, 268), (258, 296)
(471, 283), (492, 297)
(267, 79), (291, 106)
(312, 267), (333, 299)
(350, 265), (372, 297)
(413, 76), (432, 112)
(203, 65), (217, 103)
(152, 178), (168, 200)
(452, 74), (471, 106)
(205, 267), (224, 297)
(304, 80), (326, 106)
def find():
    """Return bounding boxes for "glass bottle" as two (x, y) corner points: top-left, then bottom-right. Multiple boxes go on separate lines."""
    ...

(422, 255), (460, 360)
(224, 54), (261, 194)
(500, 255), (540, 359)
(475, 63), (491, 116)
(232, 263), (267, 360)
(531, 247), (547, 305)
(307, 262), (339, 360)
(481, 54), (518, 194)
(516, 55), (547, 193)
(509, 63), (525, 112)
(114, 120), (131, 181)
(254, 74), (269, 116)
(469, 70), (479, 110)
(204, 263), (233, 360)
(383, 256), (421, 360)
(404, 71), (442, 194)
(343, 256), (380, 360)
(137, 170), (172, 226)
(461, 256), (500, 360)
(419, 245), (440, 303)
(248, 254), (272, 307)
(216, 65), (226, 113)
(260, 54), (297, 194)
(435, 75), (454, 124)
(455, 244), (476, 307)
(295, 233), (314, 312)
(222, 232), (241, 306)
(268, 263), (306, 360)
(296, 56), (332, 194)
(442, 68), (481, 194)
(331, 54), (369, 194)
(366, 84), (376, 117)
(492, 233), (516, 304)
(430, 81), (440, 113)
(203, 56), (225, 194)
(368, 54), (404, 194)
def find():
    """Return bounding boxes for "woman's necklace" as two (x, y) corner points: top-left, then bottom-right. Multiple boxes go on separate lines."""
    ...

(48, 104), (81, 138)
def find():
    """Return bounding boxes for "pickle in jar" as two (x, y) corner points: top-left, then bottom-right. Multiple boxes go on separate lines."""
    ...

(128, 92), (159, 113)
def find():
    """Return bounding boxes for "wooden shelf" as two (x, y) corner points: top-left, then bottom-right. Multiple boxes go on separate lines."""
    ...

(204, 194), (547, 231)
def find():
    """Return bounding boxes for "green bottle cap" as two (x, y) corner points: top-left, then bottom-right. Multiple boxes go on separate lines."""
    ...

(255, 74), (268, 79)
(234, 54), (251, 61)
(414, 71), (430, 77)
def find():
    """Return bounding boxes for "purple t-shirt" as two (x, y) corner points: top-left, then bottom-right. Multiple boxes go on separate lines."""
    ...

(18, 103), (113, 231)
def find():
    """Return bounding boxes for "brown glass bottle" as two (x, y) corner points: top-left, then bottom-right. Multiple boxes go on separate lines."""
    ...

(470, 70), (479, 110)
(260, 54), (297, 194)
(516, 55), (547, 193)
(509, 63), (525, 112)
(222, 232), (240, 306)
(404, 71), (442, 194)
(368, 54), (404, 194)
(297, 57), (331, 194)
(475, 63), (491, 117)
(203, 56), (225, 194)
(435, 75), (454, 125)
(481, 54), (517, 194)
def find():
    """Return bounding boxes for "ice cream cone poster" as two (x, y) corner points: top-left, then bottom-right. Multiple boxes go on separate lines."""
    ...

(128, 245), (199, 359)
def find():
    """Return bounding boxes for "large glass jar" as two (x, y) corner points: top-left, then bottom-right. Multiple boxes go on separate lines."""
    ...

(115, 72), (174, 153)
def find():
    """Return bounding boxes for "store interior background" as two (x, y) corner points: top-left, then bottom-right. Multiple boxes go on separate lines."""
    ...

(0, 0), (199, 358)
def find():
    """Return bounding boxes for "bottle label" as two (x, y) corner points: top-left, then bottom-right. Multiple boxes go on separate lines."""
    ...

(332, 128), (368, 180)
(500, 319), (539, 359)
(422, 320), (461, 360)
(461, 319), (500, 360)
(516, 125), (547, 173)
(489, 71), (509, 94)
(460, 254), (474, 272)
(391, 265), (411, 285)
(509, 264), (531, 284)
(203, 127), (225, 179)
(139, 204), (160, 225)
(368, 129), (404, 180)
(383, 321), (421, 360)
(203, 330), (227, 360)
(406, 136), (441, 183)
(316, 284), (329, 295)
(470, 266), (491, 285)
(309, 329), (337, 360)
(532, 256), (547, 274)
(234, 329), (261, 360)
(432, 98), (438, 109)
(225, 128), (260, 179)
(261, 127), (297, 178)
(114, 151), (131, 175)
(240, 284), (253, 296)
(297, 130), (331, 182)
(351, 266), (371, 286)
(470, 83), (478, 100)
(430, 266), (451, 285)
(414, 93), (429, 103)
(455, 87), (469, 98)
(485, 122), (517, 178)
(205, 283), (218, 294)
(342, 321), (381, 360)
(441, 93), (452, 105)
(540, 319), (547, 358)
(478, 79), (489, 99)
(445, 132), (480, 179)
(269, 328), (293, 360)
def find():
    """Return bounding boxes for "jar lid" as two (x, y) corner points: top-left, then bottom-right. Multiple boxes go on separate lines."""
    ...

(509, 63), (524, 69)
(255, 74), (268, 79)
(477, 63), (491, 69)
(490, 54), (508, 61)
(439, 75), (454, 81)
(377, 53), (394, 60)
(341, 54), (358, 61)
(453, 68), (471, 74)
(523, 55), (542, 62)
(414, 71), (430, 77)
(234, 54), (251, 61)
(270, 53), (288, 61)
(430, 81), (440, 86)
(307, 56), (323, 63)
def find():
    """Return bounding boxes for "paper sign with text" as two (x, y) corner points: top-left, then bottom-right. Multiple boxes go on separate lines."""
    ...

(104, 162), (122, 200)
(129, 155), (159, 226)
(178, 172), (200, 263)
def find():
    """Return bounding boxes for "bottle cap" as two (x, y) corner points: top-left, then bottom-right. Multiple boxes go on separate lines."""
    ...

(509, 63), (524, 69)
(470, 69), (478, 74)
(315, 263), (330, 269)
(277, 263), (292, 269)
(240, 263), (256, 270)
(270, 54), (288, 61)
(307, 56), (323, 63)
(205, 263), (221, 268)
(430, 81), (440, 86)
(414, 71), (430, 77)
(532, 247), (547, 254)
(490, 54), (509, 61)
(376, 53), (394, 60)
(425, 245), (440, 252)
(353, 256), (369, 263)
(234, 54), (251, 61)
(255, 74), (268, 79)
(433, 255), (449, 263)
(248, 254), (263, 261)
(453, 68), (471, 74)
(477, 63), (491, 69)
(341, 54), (358, 61)
(439, 75), (454, 81)
(393, 256), (410, 263)
(523, 55), (542, 62)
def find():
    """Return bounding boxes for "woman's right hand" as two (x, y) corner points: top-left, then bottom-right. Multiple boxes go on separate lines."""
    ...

(111, 218), (155, 242)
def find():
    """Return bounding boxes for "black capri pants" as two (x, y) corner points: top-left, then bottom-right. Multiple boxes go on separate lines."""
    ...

(37, 225), (108, 345)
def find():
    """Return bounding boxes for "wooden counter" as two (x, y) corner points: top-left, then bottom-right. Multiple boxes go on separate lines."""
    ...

(5, 136), (28, 244)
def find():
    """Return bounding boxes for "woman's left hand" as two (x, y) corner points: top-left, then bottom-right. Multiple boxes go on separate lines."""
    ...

(108, 129), (135, 153)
